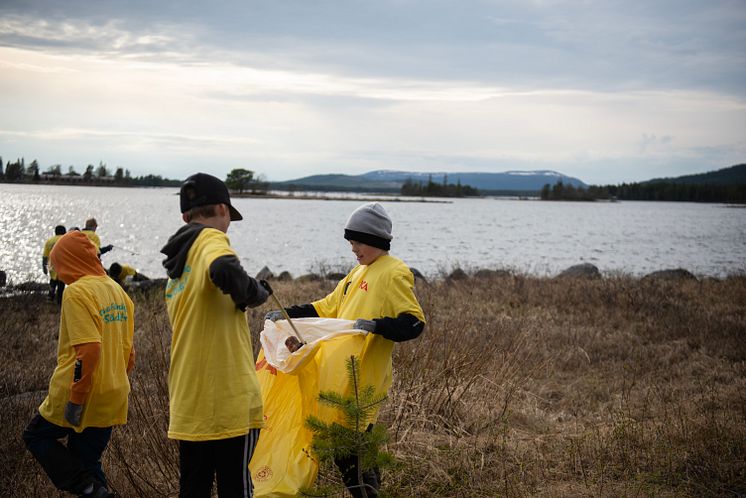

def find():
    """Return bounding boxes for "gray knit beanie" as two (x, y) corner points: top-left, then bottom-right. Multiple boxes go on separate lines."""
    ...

(343, 202), (393, 250)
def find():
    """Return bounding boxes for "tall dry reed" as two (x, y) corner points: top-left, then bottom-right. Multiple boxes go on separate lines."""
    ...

(1, 274), (744, 497)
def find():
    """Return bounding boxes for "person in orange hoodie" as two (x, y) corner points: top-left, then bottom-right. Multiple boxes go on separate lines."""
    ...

(22, 230), (136, 498)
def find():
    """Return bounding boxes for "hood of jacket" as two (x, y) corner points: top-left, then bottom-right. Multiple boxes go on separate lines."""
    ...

(50, 231), (107, 285)
(161, 223), (207, 279)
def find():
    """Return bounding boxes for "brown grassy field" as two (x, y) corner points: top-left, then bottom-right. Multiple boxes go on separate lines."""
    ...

(1, 273), (745, 497)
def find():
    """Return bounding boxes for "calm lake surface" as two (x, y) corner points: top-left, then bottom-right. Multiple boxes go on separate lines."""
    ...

(1, 183), (744, 284)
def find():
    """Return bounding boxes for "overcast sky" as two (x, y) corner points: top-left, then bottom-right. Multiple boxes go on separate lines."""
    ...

(1, 0), (744, 184)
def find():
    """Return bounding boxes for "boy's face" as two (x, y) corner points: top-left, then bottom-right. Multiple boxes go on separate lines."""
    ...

(349, 240), (385, 266)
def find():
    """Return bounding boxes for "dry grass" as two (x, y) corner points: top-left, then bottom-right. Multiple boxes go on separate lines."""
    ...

(1, 274), (745, 497)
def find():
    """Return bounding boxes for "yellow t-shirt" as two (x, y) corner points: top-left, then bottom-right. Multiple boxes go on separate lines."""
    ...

(165, 228), (264, 441)
(118, 264), (137, 281)
(82, 230), (101, 253)
(43, 235), (62, 280)
(312, 254), (425, 401)
(111, 265), (137, 283)
(38, 275), (135, 431)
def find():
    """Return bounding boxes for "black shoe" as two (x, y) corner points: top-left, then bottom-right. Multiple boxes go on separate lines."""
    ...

(79, 481), (111, 498)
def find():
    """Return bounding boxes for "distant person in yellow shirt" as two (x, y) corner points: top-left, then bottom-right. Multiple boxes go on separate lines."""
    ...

(265, 202), (426, 498)
(108, 262), (149, 288)
(160, 172), (270, 498)
(23, 230), (136, 498)
(82, 218), (113, 256)
(42, 225), (66, 303)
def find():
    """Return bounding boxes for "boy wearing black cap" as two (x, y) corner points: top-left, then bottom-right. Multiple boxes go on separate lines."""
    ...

(161, 172), (269, 498)
(266, 202), (426, 498)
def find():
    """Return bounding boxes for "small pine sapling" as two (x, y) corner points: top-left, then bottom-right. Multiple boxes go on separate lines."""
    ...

(302, 355), (395, 497)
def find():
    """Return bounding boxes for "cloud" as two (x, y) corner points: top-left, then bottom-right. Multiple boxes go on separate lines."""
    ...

(0, 1), (744, 185)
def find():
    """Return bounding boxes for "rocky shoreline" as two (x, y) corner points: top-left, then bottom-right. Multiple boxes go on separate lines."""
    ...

(1, 263), (733, 298)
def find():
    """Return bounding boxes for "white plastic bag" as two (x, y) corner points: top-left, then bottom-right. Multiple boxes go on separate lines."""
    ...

(259, 317), (363, 373)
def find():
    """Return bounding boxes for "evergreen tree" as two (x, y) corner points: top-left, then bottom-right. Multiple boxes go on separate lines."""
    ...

(303, 356), (394, 497)
(84, 164), (94, 181)
(96, 162), (109, 178)
(28, 160), (40, 181)
(5, 159), (25, 181)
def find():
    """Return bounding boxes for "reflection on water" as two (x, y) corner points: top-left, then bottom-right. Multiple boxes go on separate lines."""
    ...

(1, 183), (745, 284)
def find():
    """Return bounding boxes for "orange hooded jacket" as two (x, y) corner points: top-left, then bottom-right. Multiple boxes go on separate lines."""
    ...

(49, 231), (135, 405)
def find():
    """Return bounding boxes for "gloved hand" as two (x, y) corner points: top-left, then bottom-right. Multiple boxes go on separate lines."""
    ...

(100, 244), (113, 254)
(259, 280), (273, 295)
(265, 310), (284, 322)
(42, 265), (48, 275)
(353, 319), (377, 333)
(64, 401), (83, 426)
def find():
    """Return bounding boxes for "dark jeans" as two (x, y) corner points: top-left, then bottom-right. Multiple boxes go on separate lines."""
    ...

(22, 413), (112, 494)
(48, 278), (65, 303)
(334, 454), (380, 498)
(178, 429), (260, 498)
(334, 424), (380, 498)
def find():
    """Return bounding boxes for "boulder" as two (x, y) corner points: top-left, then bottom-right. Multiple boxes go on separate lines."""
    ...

(256, 266), (274, 280)
(276, 271), (293, 282)
(474, 269), (512, 279)
(643, 268), (697, 281)
(557, 263), (601, 279)
(297, 273), (322, 283)
(447, 268), (469, 281)
(409, 267), (428, 284)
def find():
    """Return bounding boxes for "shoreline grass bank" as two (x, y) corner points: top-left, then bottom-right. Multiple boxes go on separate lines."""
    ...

(2, 274), (745, 497)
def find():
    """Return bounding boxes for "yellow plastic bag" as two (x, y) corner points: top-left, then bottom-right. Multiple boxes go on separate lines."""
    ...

(250, 318), (368, 497)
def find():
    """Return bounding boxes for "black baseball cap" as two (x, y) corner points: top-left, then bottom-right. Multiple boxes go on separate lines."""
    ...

(180, 173), (243, 221)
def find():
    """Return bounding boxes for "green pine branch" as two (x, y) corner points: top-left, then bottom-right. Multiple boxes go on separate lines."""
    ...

(301, 355), (395, 497)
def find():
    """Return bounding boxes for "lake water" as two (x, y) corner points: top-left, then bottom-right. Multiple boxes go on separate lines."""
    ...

(1, 183), (744, 284)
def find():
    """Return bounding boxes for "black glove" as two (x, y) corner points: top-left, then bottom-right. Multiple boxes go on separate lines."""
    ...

(100, 244), (113, 254)
(259, 279), (273, 296)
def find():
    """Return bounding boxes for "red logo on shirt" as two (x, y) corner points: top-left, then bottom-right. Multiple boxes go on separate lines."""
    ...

(359, 280), (368, 292)
(255, 358), (277, 375)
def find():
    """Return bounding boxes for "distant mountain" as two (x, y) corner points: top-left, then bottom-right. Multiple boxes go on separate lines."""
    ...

(644, 163), (746, 186)
(271, 169), (587, 194)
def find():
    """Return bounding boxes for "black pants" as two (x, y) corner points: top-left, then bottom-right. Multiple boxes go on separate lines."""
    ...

(178, 429), (260, 498)
(334, 424), (380, 498)
(22, 413), (112, 494)
(334, 454), (380, 498)
(48, 278), (65, 303)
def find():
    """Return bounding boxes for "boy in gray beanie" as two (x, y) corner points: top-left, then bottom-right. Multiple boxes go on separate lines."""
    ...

(265, 202), (425, 498)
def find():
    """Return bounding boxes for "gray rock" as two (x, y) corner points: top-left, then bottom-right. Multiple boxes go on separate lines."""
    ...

(448, 268), (469, 281)
(256, 266), (274, 280)
(410, 267), (428, 283)
(277, 271), (293, 281)
(297, 273), (322, 283)
(474, 269), (512, 279)
(643, 268), (697, 281)
(557, 263), (601, 279)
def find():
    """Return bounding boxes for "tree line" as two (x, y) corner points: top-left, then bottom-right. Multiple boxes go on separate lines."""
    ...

(401, 175), (479, 197)
(541, 180), (746, 203)
(0, 156), (182, 187)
